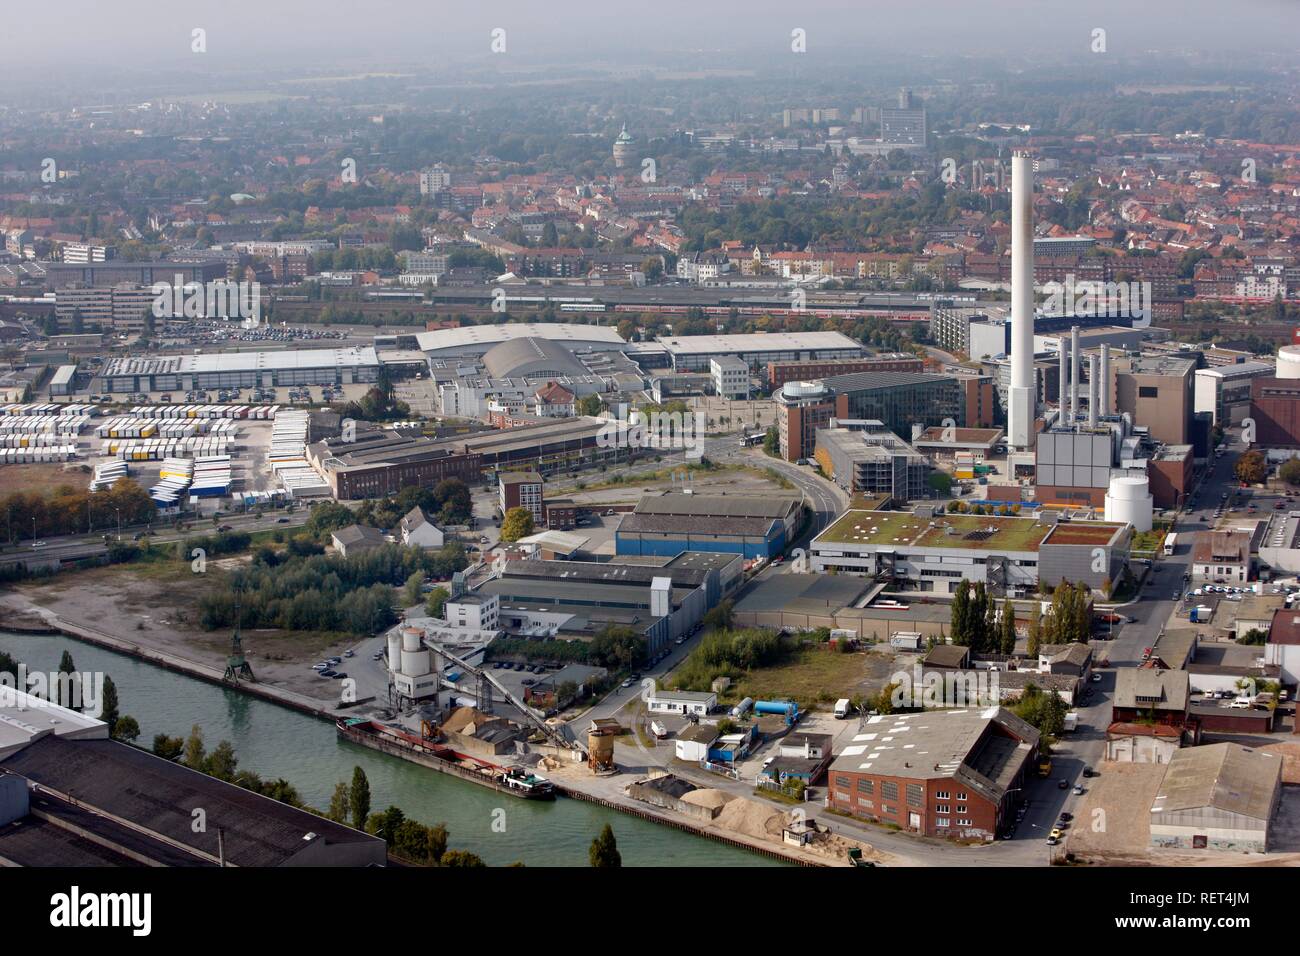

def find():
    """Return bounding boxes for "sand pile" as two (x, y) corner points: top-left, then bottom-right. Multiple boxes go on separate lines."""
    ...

(680, 788), (734, 811)
(715, 797), (784, 839)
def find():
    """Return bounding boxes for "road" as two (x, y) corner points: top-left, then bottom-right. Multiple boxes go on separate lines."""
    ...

(0, 506), (315, 567)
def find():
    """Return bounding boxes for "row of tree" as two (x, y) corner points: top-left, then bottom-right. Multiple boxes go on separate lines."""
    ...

(949, 581), (1017, 655)
(0, 479), (156, 543)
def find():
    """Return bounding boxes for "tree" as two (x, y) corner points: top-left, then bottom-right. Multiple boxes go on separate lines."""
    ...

(441, 849), (486, 867)
(702, 599), (734, 631)
(590, 625), (646, 670)
(56, 650), (78, 710)
(327, 782), (350, 823)
(349, 766), (371, 831)
(950, 580), (970, 645)
(1026, 614), (1041, 658)
(927, 471), (953, 495)
(402, 571), (425, 608)
(499, 506), (535, 543)
(577, 394), (604, 417)
(1000, 599), (1017, 655)
(1280, 457), (1300, 487)
(100, 675), (120, 733)
(589, 823), (622, 867)
(112, 715), (141, 743)
(182, 724), (206, 770)
(206, 740), (239, 781)
(152, 733), (184, 761)
(1234, 449), (1268, 485)
(425, 586), (450, 619)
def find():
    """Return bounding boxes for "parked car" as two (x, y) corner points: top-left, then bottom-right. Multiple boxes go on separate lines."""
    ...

(1072, 784), (1085, 795)
(1058, 779), (1069, 790)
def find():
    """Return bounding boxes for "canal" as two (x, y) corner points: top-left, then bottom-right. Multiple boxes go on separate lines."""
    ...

(0, 630), (780, 867)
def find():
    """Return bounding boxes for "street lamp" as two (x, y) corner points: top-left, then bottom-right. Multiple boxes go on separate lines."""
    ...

(114, 507), (122, 542)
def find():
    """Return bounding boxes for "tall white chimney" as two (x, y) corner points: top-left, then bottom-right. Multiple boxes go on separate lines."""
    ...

(1007, 152), (1036, 450)
(1088, 354), (1098, 428)
(1099, 343), (1111, 417)
(1070, 325), (1081, 425)
(1058, 337), (1068, 415)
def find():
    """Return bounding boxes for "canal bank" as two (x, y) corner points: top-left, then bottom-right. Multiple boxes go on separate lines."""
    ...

(0, 628), (786, 867)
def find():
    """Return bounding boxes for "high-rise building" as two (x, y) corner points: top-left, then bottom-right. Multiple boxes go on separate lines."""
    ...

(879, 87), (927, 148)
(419, 164), (451, 196)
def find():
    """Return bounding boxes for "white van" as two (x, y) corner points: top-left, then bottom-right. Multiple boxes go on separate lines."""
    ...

(834, 698), (851, 719)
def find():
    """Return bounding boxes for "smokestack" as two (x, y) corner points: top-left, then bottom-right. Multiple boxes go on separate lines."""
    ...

(1099, 344), (1111, 417)
(1058, 337), (1068, 416)
(1088, 354), (1098, 428)
(1070, 326), (1081, 425)
(1007, 152), (1036, 450)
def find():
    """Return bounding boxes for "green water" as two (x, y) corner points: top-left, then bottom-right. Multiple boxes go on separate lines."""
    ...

(0, 630), (780, 867)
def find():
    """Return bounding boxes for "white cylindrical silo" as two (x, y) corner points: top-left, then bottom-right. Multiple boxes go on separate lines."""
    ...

(401, 647), (431, 676)
(1070, 326), (1081, 425)
(386, 633), (403, 671)
(402, 626), (423, 652)
(1104, 474), (1153, 532)
(1277, 345), (1300, 380)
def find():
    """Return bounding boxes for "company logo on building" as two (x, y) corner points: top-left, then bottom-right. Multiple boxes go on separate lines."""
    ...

(889, 664), (1001, 710)
(151, 273), (261, 325)
(1039, 273), (1152, 328)
(596, 409), (706, 460)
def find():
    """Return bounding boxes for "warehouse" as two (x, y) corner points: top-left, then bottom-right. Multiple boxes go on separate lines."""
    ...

(416, 323), (627, 361)
(826, 707), (1040, 842)
(473, 551), (742, 654)
(615, 491), (802, 560)
(307, 431), (483, 500)
(99, 347), (380, 393)
(809, 508), (1130, 596)
(657, 331), (864, 372)
(1149, 743), (1282, 853)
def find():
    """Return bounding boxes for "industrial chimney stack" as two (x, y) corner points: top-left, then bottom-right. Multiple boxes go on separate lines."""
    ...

(1007, 152), (1036, 450)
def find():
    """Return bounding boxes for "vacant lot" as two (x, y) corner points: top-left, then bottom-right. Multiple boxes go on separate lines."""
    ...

(5, 558), (365, 703)
(721, 643), (902, 711)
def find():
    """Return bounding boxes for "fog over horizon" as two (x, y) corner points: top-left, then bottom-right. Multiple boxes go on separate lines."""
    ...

(1, 0), (1297, 81)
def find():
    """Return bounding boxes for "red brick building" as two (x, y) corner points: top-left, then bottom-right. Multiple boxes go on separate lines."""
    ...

(765, 355), (924, 391)
(1250, 377), (1300, 448)
(825, 707), (1039, 842)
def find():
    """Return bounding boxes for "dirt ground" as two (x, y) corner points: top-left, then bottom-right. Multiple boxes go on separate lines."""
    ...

(2, 561), (361, 704)
(0, 462), (93, 498)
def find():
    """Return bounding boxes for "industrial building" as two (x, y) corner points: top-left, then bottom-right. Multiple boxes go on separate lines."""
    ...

(809, 508), (1130, 596)
(657, 331), (864, 372)
(1149, 743), (1282, 853)
(44, 259), (227, 290)
(500, 471), (545, 524)
(0, 690), (385, 867)
(1249, 371), (1300, 449)
(614, 491), (802, 560)
(473, 551), (742, 654)
(416, 323), (628, 361)
(307, 431), (483, 500)
(1110, 353), (1196, 446)
(764, 354), (923, 391)
(99, 347), (381, 394)
(815, 421), (931, 501)
(826, 707), (1040, 842)
(1193, 362), (1274, 427)
(775, 371), (969, 462)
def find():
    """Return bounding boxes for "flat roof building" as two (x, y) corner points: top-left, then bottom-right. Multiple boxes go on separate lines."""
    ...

(100, 347), (380, 393)
(416, 323), (627, 360)
(657, 331), (864, 372)
(1149, 743), (1282, 853)
(810, 508), (1130, 596)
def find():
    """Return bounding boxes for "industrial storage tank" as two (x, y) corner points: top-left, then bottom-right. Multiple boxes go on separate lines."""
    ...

(729, 697), (754, 718)
(781, 380), (828, 401)
(1278, 345), (1300, 380)
(399, 626), (430, 676)
(386, 633), (403, 671)
(1104, 474), (1153, 532)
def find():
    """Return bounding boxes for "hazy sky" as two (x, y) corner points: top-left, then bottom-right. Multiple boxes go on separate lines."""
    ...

(2, 0), (1297, 73)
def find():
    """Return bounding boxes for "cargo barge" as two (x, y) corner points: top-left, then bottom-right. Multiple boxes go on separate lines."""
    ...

(336, 717), (556, 800)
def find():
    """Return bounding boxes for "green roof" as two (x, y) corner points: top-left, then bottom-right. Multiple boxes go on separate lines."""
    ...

(815, 510), (1050, 553)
